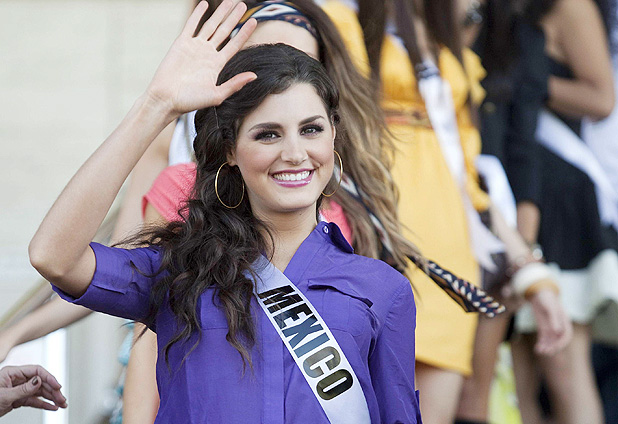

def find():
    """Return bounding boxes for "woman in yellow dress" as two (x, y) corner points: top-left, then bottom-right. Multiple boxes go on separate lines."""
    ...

(321, 1), (571, 422)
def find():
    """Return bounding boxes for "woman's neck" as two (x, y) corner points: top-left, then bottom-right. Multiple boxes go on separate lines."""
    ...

(258, 207), (319, 272)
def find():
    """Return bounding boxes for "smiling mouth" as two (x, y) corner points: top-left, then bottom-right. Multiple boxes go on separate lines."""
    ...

(271, 170), (314, 186)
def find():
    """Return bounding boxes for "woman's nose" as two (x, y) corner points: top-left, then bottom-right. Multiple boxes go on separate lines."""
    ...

(280, 135), (307, 165)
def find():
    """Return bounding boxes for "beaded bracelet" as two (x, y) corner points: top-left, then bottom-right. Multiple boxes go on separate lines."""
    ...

(511, 262), (559, 298)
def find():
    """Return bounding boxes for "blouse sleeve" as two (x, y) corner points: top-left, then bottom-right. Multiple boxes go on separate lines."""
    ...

(369, 281), (422, 423)
(142, 163), (196, 222)
(51, 243), (163, 323)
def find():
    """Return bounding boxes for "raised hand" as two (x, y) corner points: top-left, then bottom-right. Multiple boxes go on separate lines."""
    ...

(29, 2), (260, 298)
(146, 0), (258, 119)
(0, 365), (67, 417)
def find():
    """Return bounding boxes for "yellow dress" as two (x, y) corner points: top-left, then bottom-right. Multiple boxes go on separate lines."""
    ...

(323, 1), (490, 375)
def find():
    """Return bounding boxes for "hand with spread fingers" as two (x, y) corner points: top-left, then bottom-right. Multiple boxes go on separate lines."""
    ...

(28, 0), (260, 299)
(0, 365), (67, 417)
(146, 0), (258, 120)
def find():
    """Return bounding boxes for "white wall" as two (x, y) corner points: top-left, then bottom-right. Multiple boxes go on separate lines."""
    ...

(0, 1), (188, 422)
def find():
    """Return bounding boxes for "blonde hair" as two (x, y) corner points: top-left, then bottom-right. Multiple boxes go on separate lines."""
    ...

(291, 0), (425, 271)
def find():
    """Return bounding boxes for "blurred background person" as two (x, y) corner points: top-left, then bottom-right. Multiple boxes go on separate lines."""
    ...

(585, 2), (618, 423)
(324, 1), (570, 423)
(510, 0), (618, 423)
(456, 0), (550, 422)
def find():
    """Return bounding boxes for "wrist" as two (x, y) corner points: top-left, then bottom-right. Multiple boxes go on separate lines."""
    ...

(511, 261), (556, 298)
(139, 90), (178, 126)
(507, 244), (545, 278)
(0, 327), (19, 351)
(524, 278), (560, 301)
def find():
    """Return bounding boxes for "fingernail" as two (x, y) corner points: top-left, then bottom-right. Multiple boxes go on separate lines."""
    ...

(31, 376), (39, 386)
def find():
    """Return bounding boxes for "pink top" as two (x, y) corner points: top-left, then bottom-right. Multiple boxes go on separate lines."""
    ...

(142, 163), (195, 222)
(142, 163), (354, 244)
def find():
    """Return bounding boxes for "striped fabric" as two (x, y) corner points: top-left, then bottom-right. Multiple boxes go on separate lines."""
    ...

(232, 1), (318, 39)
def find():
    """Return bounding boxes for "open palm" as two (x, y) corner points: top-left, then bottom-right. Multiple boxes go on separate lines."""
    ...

(146, 1), (258, 118)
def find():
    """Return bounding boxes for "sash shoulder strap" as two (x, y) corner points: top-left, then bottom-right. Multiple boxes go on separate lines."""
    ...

(250, 256), (371, 424)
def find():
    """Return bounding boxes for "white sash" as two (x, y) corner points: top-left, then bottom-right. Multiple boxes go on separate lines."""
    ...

(250, 256), (371, 424)
(536, 109), (618, 231)
(582, 69), (618, 196)
(418, 72), (504, 270)
(476, 154), (518, 228)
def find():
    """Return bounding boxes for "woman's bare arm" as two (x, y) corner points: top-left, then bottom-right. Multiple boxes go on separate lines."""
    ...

(0, 298), (90, 363)
(545, 0), (615, 119)
(0, 121), (175, 365)
(516, 201), (541, 246)
(120, 195), (171, 423)
(123, 324), (159, 424)
(28, 1), (257, 297)
(489, 204), (572, 355)
(111, 122), (175, 243)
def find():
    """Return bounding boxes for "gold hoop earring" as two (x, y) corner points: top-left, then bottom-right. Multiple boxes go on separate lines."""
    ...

(215, 162), (245, 209)
(322, 150), (343, 197)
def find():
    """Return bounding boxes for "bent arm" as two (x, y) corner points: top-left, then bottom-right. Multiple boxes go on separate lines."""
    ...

(28, 1), (257, 297)
(489, 204), (572, 354)
(29, 95), (176, 298)
(1, 125), (174, 361)
(546, 0), (615, 119)
(0, 298), (90, 362)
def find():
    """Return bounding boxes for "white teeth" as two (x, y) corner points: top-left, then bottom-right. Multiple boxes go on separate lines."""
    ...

(273, 171), (311, 181)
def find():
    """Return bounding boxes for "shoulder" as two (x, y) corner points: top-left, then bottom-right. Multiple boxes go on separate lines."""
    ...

(143, 163), (197, 222)
(155, 162), (196, 187)
(315, 222), (414, 311)
(148, 162), (196, 199)
(546, 0), (601, 27)
(324, 246), (414, 313)
(320, 0), (371, 77)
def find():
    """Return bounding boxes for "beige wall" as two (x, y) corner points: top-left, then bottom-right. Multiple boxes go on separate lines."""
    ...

(0, 1), (188, 422)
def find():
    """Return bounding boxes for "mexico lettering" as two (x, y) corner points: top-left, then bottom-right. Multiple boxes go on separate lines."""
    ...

(258, 285), (354, 400)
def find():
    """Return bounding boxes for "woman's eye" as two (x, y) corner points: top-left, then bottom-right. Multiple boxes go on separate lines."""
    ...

(254, 131), (279, 141)
(301, 124), (324, 135)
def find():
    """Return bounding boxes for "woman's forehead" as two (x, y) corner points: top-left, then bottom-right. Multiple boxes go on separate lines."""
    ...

(239, 84), (328, 130)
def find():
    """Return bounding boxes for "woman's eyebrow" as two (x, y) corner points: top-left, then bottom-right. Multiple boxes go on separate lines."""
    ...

(248, 115), (325, 132)
(248, 122), (282, 132)
(299, 115), (325, 125)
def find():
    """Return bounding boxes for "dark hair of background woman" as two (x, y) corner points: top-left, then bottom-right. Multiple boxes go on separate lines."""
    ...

(358, 0), (463, 80)
(139, 44), (340, 368)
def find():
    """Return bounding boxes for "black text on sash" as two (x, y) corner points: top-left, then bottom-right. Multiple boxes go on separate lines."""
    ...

(258, 285), (354, 400)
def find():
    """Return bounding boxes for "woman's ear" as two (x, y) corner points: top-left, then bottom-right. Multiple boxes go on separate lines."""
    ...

(226, 151), (237, 167)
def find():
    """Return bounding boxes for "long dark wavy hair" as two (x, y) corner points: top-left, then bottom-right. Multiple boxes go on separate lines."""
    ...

(194, 0), (426, 273)
(140, 44), (340, 367)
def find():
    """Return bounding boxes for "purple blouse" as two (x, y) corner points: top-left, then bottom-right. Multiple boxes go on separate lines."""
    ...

(54, 222), (421, 423)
